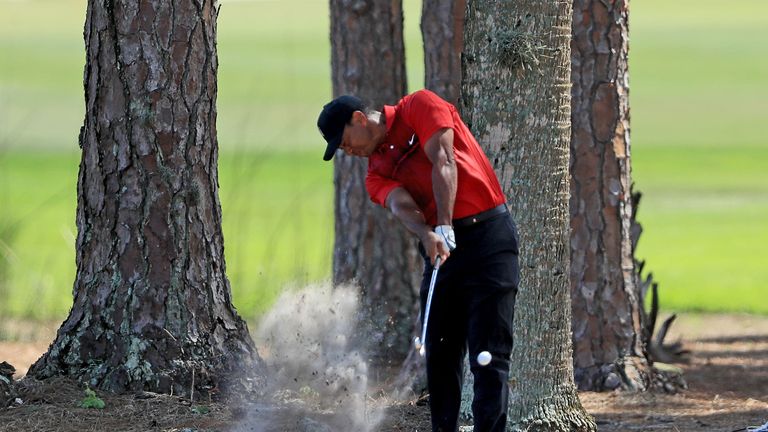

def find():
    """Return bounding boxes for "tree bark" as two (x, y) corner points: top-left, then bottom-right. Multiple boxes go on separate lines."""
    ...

(329, 0), (420, 369)
(421, 0), (466, 105)
(570, 0), (651, 391)
(461, 0), (596, 430)
(29, 0), (261, 396)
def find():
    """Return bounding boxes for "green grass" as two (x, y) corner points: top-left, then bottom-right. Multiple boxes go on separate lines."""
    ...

(633, 146), (768, 314)
(0, 151), (78, 319)
(0, 0), (766, 320)
(629, 0), (768, 149)
(0, 0), (425, 153)
(637, 202), (768, 314)
(0, 150), (334, 319)
(217, 150), (333, 317)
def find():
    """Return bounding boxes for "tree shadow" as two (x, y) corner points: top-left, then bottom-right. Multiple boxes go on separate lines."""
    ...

(596, 409), (768, 432)
(694, 334), (768, 344)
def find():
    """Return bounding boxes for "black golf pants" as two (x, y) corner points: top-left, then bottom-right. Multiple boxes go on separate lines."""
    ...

(419, 211), (519, 432)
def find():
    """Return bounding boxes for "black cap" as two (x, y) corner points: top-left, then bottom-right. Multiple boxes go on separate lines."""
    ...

(317, 95), (365, 161)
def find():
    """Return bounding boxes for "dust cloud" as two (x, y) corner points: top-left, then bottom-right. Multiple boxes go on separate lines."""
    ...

(235, 283), (386, 432)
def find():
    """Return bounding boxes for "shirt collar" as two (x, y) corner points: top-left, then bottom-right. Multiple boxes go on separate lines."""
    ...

(372, 105), (397, 156)
(383, 105), (396, 134)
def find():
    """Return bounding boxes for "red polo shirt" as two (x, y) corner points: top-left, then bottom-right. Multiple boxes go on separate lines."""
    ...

(365, 89), (506, 226)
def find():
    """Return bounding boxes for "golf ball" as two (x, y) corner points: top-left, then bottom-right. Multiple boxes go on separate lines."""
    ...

(477, 351), (492, 366)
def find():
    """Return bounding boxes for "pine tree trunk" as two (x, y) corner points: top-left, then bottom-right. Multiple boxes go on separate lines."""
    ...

(329, 0), (421, 369)
(569, 0), (650, 391)
(421, 0), (466, 105)
(29, 0), (261, 396)
(461, 0), (595, 430)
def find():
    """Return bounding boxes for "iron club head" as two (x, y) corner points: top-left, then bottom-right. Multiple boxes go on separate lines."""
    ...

(414, 337), (426, 356)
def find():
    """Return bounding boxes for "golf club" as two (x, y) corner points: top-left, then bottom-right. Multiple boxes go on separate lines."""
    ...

(414, 255), (442, 357)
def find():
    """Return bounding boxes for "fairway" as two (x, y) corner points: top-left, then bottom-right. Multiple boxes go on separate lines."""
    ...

(0, 0), (766, 320)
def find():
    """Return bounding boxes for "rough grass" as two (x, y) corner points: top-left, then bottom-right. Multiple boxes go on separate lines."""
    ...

(0, 0), (766, 320)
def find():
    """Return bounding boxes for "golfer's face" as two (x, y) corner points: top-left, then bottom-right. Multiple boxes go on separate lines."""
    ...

(339, 113), (375, 157)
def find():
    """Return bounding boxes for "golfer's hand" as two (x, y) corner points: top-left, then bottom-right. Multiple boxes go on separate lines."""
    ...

(422, 231), (451, 266)
(434, 225), (456, 251)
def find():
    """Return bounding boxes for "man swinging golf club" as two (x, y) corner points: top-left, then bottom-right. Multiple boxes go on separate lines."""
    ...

(317, 89), (520, 432)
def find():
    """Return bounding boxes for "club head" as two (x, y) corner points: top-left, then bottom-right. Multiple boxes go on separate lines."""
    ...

(419, 346), (426, 356)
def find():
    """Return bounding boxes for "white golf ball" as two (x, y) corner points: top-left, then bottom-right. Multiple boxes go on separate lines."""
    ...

(477, 351), (492, 366)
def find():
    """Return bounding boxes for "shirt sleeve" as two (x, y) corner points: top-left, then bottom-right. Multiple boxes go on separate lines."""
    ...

(401, 89), (455, 146)
(365, 171), (402, 208)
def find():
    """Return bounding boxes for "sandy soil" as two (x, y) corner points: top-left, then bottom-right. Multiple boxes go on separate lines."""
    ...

(1, 313), (766, 431)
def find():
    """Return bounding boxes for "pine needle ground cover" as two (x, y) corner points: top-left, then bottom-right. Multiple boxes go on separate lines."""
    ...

(1, 0), (766, 320)
(2, 313), (767, 431)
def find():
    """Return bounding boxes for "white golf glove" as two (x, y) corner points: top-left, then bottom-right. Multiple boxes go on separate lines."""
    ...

(434, 225), (456, 251)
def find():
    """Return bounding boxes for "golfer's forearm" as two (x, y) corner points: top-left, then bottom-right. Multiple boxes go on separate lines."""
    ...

(385, 187), (432, 240)
(432, 163), (456, 226)
(426, 129), (457, 225)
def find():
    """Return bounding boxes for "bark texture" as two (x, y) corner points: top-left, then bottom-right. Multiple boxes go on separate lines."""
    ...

(570, 0), (650, 391)
(29, 0), (261, 396)
(421, 0), (466, 105)
(329, 0), (421, 368)
(461, 1), (595, 430)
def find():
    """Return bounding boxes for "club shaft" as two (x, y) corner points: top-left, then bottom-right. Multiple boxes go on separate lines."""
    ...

(419, 256), (441, 355)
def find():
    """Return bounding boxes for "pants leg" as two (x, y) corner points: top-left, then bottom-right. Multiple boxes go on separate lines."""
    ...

(466, 287), (516, 432)
(420, 212), (519, 432)
(459, 213), (520, 432)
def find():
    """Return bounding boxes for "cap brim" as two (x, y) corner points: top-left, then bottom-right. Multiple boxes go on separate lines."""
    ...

(322, 133), (342, 161)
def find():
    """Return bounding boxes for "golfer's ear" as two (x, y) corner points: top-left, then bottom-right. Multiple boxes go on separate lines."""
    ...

(351, 110), (366, 125)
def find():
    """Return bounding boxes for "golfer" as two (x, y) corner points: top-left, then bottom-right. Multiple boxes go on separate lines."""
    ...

(317, 89), (519, 432)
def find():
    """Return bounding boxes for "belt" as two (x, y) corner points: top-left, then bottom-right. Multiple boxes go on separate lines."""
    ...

(452, 204), (508, 228)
